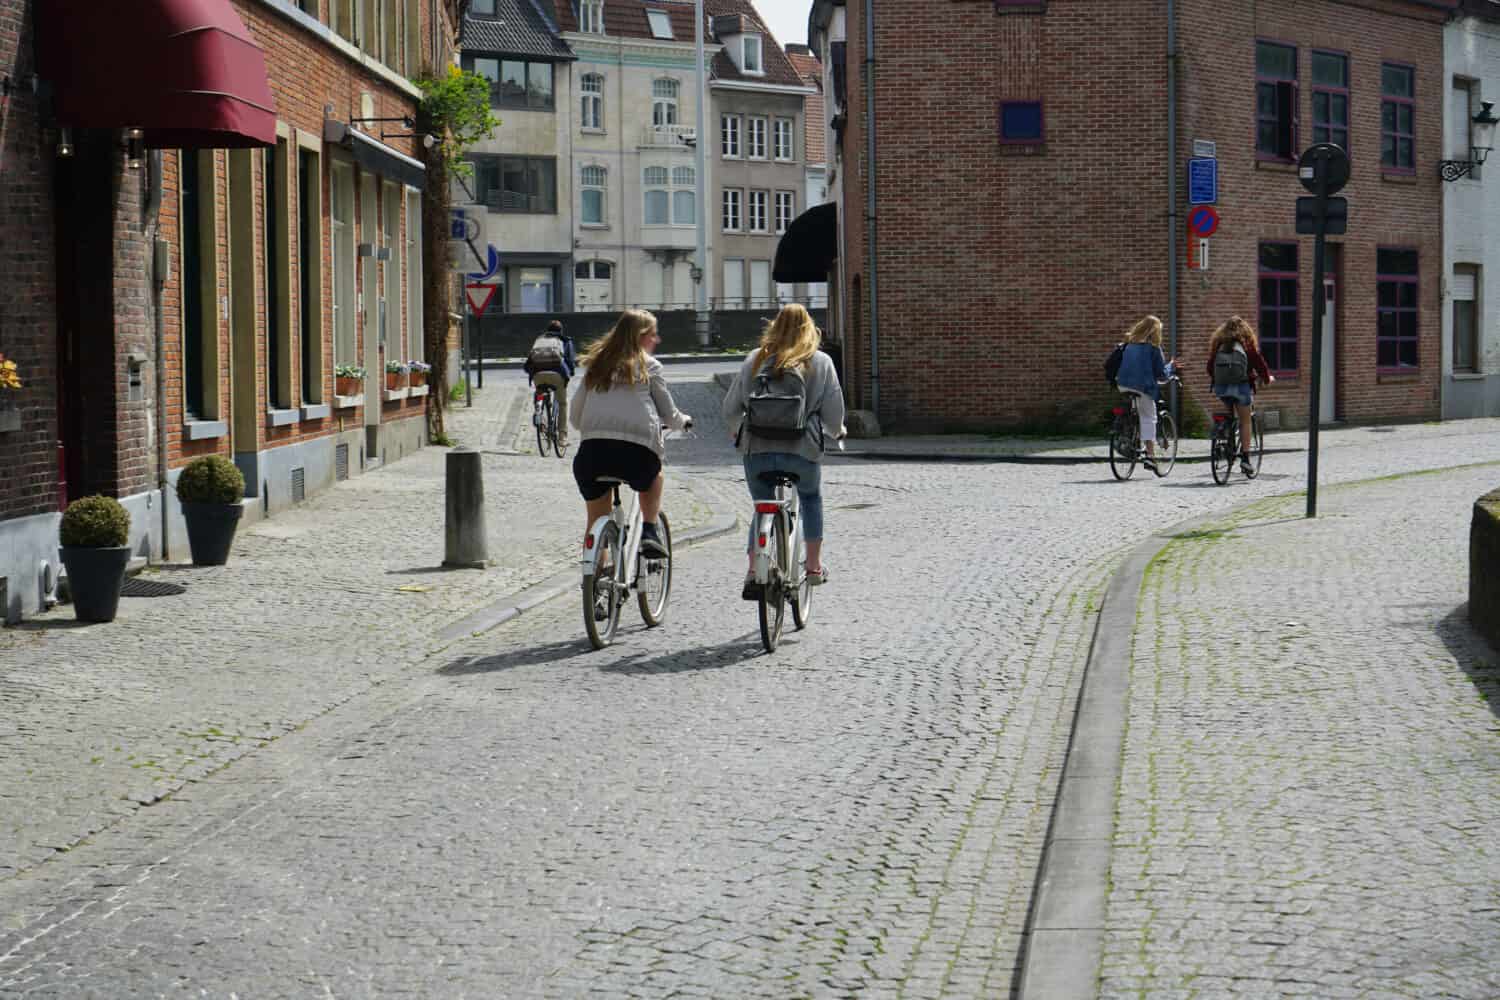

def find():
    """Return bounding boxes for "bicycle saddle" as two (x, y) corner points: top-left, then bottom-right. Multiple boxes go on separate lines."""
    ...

(758, 471), (800, 486)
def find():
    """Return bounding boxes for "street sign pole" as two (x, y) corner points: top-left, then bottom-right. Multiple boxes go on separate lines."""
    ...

(1296, 142), (1349, 518)
(464, 301), (474, 408)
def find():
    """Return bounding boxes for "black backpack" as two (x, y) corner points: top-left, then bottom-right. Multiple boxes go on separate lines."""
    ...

(744, 355), (811, 441)
(1213, 343), (1250, 384)
(1104, 342), (1126, 385)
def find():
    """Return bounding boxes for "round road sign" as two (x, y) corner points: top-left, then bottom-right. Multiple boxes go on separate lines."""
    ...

(1298, 143), (1350, 195)
(1188, 205), (1219, 237)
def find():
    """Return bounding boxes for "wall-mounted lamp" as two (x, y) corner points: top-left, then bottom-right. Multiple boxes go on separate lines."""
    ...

(55, 126), (73, 158)
(689, 264), (703, 283)
(1440, 101), (1500, 181)
(124, 127), (145, 170)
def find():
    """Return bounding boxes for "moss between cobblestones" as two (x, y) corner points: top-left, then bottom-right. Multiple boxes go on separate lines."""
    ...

(1470, 488), (1500, 653)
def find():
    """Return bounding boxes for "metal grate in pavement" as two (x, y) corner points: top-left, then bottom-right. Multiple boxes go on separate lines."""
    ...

(120, 579), (188, 598)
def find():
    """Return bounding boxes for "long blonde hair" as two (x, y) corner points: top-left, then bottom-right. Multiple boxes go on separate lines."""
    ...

(754, 303), (821, 375)
(581, 309), (656, 392)
(1126, 315), (1163, 347)
(1209, 315), (1259, 356)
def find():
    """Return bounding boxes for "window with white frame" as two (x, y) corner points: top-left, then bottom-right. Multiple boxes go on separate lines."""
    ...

(747, 189), (768, 232)
(652, 78), (679, 127)
(721, 114), (741, 157)
(742, 34), (762, 74)
(747, 116), (767, 159)
(774, 190), (794, 234)
(644, 166), (670, 225)
(722, 188), (742, 231)
(646, 9), (673, 39)
(581, 165), (607, 225)
(580, 0), (603, 33)
(580, 73), (603, 130)
(643, 165), (694, 226)
(672, 166), (695, 225)
(773, 117), (794, 160)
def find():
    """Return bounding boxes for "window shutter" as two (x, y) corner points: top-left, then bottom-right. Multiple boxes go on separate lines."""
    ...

(1452, 269), (1476, 301)
(1275, 81), (1296, 158)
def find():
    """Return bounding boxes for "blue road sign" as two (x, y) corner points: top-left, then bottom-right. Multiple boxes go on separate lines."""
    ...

(1188, 157), (1218, 205)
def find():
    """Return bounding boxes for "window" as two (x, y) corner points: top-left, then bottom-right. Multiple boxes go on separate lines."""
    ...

(331, 162), (356, 371)
(750, 260), (771, 307)
(576, 260), (613, 279)
(406, 189), (423, 366)
(1311, 51), (1349, 151)
(179, 149), (218, 419)
(1377, 248), (1419, 370)
(743, 34), (763, 74)
(644, 166), (669, 225)
(332, 0), (354, 41)
(581, 73), (603, 130)
(773, 118), (794, 160)
(470, 0), (495, 13)
(1256, 41), (1297, 160)
(381, 0), (397, 68)
(775, 190), (794, 234)
(581, 165), (606, 225)
(298, 147), (323, 404)
(463, 55), (555, 110)
(672, 166), (695, 225)
(1453, 265), (1480, 373)
(721, 114), (741, 158)
(1258, 242), (1299, 375)
(265, 140), (292, 410)
(470, 154), (557, 213)
(1452, 77), (1477, 167)
(580, 0), (603, 33)
(646, 9), (673, 38)
(298, 0), (318, 15)
(747, 189), (768, 232)
(382, 181), (402, 361)
(404, 0), (418, 75)
(652, 78), (679, 127)
(520, 267), (553, 312)
(747, 116), (767, 158)
(723, 257), (745, 307)
(999, 100), (1044, 144)
(1382, 63), (1415, 172)
(723, 188), (742, 231)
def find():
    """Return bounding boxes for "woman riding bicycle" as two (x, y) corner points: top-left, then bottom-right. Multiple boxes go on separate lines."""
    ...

(1206, 315), (1274, 476)
(1115, 315), (1179, 475)
(721, 303), (846, 599)
(569, 309), (692, 559)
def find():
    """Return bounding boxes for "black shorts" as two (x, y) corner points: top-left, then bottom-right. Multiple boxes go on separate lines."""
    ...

(572, 439), (661, 500)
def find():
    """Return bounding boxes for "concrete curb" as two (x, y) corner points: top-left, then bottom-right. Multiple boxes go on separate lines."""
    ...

(432, 511), (739, 646)
(834, 447), (1304, 466)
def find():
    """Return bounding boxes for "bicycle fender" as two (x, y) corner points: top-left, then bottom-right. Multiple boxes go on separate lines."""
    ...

(580, 513), (614, 578)
(752, 512), (778, 585)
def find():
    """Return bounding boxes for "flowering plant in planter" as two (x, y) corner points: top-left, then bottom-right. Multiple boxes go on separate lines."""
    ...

(334, 364), (366, 397)
(0, 354), (21, 391)
(385, 360), (410, 390)
(407, 360), (432, 387)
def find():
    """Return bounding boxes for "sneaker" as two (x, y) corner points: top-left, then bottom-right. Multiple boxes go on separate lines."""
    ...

(1239, 453), (1253, 475)
(639, 522), (668, 558)
(807, 567), (828, 587)
(1142, 457), (1158, 474)
(742, 573), (763, 601)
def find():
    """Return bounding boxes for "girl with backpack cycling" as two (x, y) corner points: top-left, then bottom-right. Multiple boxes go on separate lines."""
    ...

(569, 309), (692, 559)
(1206, 315), (1274, 476)
(721, 303), (846, 599)
(1114, 315), (1179, 475)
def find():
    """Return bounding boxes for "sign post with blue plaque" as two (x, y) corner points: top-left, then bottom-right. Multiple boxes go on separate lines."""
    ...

(1188, 157), (1218, 204)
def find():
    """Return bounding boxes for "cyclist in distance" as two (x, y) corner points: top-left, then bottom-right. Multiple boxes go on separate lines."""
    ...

(569, 309), (691, 559)
(524, 319), (576, 447)
(1114, 314), (1180, 475)
(721, 303), (846, 599)
(1206, 315), (1274, 476)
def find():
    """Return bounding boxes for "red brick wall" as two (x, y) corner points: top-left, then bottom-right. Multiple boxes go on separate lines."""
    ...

(0, 0), (59, 519)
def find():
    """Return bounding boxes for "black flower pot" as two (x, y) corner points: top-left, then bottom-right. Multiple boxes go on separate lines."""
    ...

(59, 545), (131, 623)
(182, 502), (243, 566)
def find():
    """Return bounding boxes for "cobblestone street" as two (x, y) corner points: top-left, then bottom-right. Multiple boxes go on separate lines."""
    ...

(1, 373), (1498, 997)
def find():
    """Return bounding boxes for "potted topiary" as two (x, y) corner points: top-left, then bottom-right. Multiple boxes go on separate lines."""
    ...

(176, 455), (246, 566)
(58, 495), (132, 622)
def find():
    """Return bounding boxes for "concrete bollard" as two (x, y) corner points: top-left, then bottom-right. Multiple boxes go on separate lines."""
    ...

(443, 447), (489, 569)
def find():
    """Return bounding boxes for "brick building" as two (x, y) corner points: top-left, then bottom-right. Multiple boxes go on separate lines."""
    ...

(816, 0), (1454, 433)
(0, 0), (461, 620)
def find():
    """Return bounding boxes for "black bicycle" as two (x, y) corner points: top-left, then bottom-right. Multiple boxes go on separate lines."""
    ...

(1210, 401), (1263, 484)
(1108, 376), (1179, 481)
(532, 384), (564, 458)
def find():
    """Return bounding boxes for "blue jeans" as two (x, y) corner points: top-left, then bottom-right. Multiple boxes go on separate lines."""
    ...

(743, 453), (824, 542)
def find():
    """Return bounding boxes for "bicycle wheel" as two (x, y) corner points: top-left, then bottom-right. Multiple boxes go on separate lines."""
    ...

(1246, 412), (1264, 479)
(583, 522), (624, 649)
(1153, 411), (1178, 477)
(1210, 424), (1231, 485)
(549, 396), (567, 457)
(790, 517), (812, 630)
(535, 396), (549, 456)
(758, 514), (788, 652)
(1108, 415), (1137, 481)
(638, 512), (672, 626)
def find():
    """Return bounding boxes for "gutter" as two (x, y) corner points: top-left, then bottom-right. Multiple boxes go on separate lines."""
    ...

(1167, 0), (1179, 420)
(864, 0), (878, 418)
(147, 149), (170, 560)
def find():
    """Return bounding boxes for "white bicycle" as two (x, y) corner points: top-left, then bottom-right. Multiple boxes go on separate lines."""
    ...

(749, 470), (813, 652)
(580, 480), (672, 650)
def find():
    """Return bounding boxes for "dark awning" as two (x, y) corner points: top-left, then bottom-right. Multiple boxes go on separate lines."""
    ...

(773, 202), (838, 283)
(324, 121), (428, 192)
(39, 0), (277, 149)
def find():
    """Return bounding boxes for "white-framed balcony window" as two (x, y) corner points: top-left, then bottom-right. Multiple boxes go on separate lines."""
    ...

(672, 166), (695, 225)
(580, 0), (603, 34)
(652, 78), (679, 127)
(722, 188), (742, 232)
(748, 189), (768, 232)
(721, 114), (741, 158)
(644, 166), (670, 225)
(774, 190), (794, 234)
(580, 73), (604, 131)
(773, 117), (794, 161)
(747, 116), (767, 159)
(581, 165), (607, 226)
(742, 34), (763, 74)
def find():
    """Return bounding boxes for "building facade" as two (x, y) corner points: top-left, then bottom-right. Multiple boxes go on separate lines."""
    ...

(823, 0), (1453, 433)
(784, 42), (829, 309)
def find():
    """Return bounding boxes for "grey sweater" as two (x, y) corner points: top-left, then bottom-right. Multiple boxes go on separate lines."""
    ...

(569, 355), (691, 456)
(721, 349), (847, 462)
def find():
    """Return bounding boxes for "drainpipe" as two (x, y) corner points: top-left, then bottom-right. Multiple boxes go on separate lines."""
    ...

(1166, 0), (1179, 416)
(864, 0), (879, 418)
(146, 149), (169, 561)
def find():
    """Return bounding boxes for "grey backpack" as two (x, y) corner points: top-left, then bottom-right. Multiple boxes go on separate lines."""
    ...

(527, 335), (565, 373)
(744, 355), (810, 441)
(1213, 342), (1250, 384)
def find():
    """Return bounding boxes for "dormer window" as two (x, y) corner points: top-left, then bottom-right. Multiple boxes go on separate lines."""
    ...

(580, 0), (604, 34)
(742, 34), (763, 74)
(646, 9), (673, 39)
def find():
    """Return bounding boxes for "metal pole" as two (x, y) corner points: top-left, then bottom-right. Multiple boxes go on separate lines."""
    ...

(694, 0), (710, 346)
(1166, 0), (1180, 425)
(1306, 168), (1328, 518)
(864, 0), (879, 418)
(464, 304), (474, 408)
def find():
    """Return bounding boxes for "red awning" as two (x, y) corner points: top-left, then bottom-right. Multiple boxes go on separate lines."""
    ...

(40, 0), (277, 149)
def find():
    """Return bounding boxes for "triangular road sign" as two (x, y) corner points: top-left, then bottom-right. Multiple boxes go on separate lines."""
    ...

(465, 283), (498, 316)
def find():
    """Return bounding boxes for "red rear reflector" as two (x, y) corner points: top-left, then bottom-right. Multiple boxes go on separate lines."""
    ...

(755, 502), (780, 514)
(1213, 414), (1228, 423)
(757, 534), (767, 547)
(1111, 407), (1124, 416)
(584, 535), (594, 549)
(535, 393), (545, 401)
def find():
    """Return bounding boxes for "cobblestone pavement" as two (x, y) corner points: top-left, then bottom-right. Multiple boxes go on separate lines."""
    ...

(1103, 464), (1500, 1000)
(1, 373), (1498, 997)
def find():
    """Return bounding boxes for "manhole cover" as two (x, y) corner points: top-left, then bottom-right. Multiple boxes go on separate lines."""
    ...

(121, 579), (188, 598)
